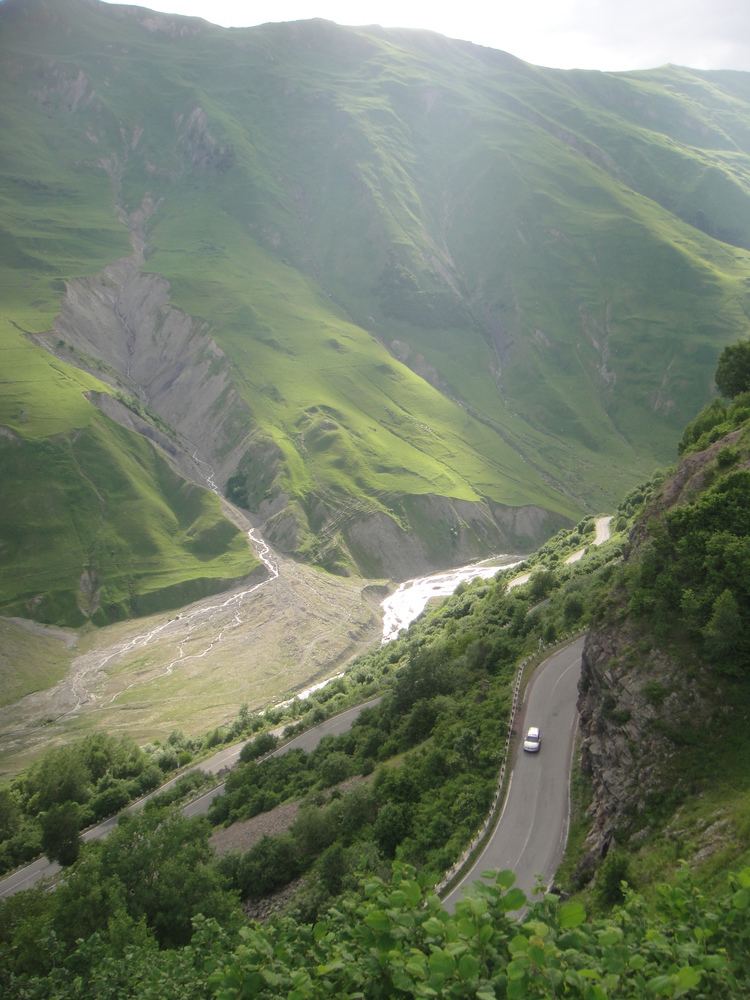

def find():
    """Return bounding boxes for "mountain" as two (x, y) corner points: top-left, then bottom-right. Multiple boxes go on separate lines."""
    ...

(2, 0), (750, 623)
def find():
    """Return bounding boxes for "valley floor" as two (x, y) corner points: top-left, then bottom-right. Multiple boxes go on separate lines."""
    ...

(0, 550), (381, 778)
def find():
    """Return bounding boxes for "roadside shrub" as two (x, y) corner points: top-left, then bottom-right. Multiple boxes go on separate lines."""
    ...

(239, 731), (278, 763)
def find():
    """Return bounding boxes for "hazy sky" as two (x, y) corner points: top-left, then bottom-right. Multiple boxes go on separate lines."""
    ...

(102, 0), (750, 71)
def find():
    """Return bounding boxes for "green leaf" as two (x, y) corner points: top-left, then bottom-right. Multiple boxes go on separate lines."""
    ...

(402, 880), (422, 907)
(507, 980), (527, 1000)
(509, 934), (529, 955)
(736, 868), (750, 889)
(457, 918), (476, 939)
(673, 966), (702, 997)
(528, 943), (546, 965)
(559, 900), (586, 928)
(732, 888), (750, 910)
(495, 869), (516, 889)
(597, 926), (624, 947)
(423, 917), (445, 937)
(524, 919), (550, 938)
(702, 954), (727, 971)
(647, 973), (675, 996)
(507, 957), (529, 980)
(364, 909), (390, 934)
(458, 953), (480, 980)
(406, 956), (427, 980)
(546, 968), (563, 987)
(501, 888), (527, 911)
(479, 923), (494, 944)
(316, 961), (345, 976)
(392, 967), (415, 992)
(429, 949), (456, 978)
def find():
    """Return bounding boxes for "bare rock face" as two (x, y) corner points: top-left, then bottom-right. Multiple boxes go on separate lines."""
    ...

(577, 626), (673, 873)
(344, 495), (565, 580)
(577, 619), (723, 880)
(43, 255), (253, 488)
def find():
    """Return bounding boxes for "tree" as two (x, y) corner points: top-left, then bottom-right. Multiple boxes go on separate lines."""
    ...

(530, 569), (556, 600)
(40, 802), (82, 866)
(704, 588), (745, 671)
(239, 730), (278, 763)
(563, 594), (584, 624)
(715, 339), (750, 398)
(319, 842), (346, 895)
(0, 788), (21, 842)
(25, 745), (90, 812)
(101, 808), (237, 947)
(596, 850), (632, 906)
(372, 801), (412, 857)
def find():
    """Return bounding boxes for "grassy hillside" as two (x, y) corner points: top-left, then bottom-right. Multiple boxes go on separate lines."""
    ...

(2, 0), (750, 609)
(0, 317), (258, 625)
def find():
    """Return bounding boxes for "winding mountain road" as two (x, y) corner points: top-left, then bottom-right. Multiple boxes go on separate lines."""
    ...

(444, 636), (585, 911)
(1, 637), (587, 904)
(0, 697), (381, 899)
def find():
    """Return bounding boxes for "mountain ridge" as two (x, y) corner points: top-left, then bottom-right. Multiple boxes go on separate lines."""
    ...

(3, 0), (750, 622)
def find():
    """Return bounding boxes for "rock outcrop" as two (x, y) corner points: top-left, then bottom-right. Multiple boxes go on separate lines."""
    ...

(577, 622), (708, 880)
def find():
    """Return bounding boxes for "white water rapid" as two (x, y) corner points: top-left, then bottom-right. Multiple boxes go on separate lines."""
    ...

(380, 554), (525, 644)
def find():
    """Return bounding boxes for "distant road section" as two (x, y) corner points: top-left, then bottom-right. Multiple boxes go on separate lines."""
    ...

(184, 698), (381, 818)
(594, 515), (613, 545)
(443, 636), (585, 911)
(0, 698), (380, 899)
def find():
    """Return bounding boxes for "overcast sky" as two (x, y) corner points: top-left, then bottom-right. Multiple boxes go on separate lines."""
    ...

(102, 0), (750, 71)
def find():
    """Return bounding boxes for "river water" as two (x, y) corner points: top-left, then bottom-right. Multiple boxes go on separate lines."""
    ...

(380, 554), (524, 644)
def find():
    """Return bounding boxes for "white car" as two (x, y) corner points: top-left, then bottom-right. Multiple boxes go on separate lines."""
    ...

(523, 726), (541, 752)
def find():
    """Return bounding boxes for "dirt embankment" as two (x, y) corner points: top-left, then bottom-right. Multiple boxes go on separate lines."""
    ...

(209, 774), (370, 858)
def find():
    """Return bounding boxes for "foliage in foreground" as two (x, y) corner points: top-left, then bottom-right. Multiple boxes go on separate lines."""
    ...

(3, 861), (750, 999)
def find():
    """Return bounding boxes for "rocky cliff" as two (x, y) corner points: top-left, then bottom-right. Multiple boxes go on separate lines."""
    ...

(576, 422), (750, 881)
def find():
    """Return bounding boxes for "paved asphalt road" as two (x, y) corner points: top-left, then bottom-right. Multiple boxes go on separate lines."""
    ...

(0, 697), (381, 898)
(1, 631), (582, 904)
(183, 697), (381, 817)
(443, 636), (585, 911)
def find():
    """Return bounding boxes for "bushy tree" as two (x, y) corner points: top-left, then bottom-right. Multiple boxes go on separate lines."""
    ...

(40, 802), (82, 866)
(100, 808), (237, 947)
(716, 339), (750, 398)
(563, 594), (584, 624)
(239, 730), (278, 763)
(704, 588), (745, 670)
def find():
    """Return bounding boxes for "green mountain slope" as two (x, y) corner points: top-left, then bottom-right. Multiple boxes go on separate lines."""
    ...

(0, 318), (258, 624)
(2, 0), (750, 612)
